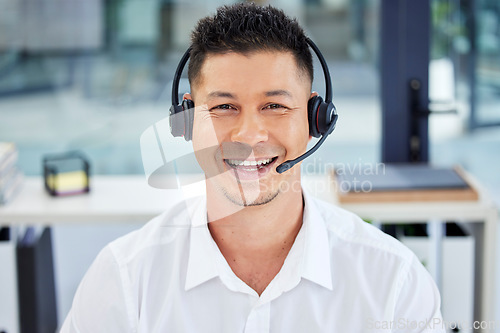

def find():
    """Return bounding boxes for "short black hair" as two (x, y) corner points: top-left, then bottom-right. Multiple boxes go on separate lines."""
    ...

(187, 3), (313, 89)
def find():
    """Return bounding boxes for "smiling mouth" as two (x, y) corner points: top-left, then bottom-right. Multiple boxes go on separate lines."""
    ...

(225, 157), (276, 169)
(223, 156), (278, 181)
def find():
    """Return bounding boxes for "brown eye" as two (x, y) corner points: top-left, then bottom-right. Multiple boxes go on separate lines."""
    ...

(264, 103), (288, 112)
(210, 104), (234, 111)
(264, 104), (286, 110)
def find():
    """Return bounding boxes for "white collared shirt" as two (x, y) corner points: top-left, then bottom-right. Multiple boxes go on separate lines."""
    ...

(61, 190), (445, 333)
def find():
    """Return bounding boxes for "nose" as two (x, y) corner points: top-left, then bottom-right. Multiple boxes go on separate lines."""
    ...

(230, 110), (268, 146)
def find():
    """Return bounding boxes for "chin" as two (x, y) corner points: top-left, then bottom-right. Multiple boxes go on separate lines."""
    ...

(222, 187), (280, 207)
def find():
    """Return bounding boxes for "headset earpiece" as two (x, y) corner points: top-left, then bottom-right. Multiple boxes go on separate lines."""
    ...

(307, 96), (322, 138)
(169, 48), (193, 141)
(169, 104), (184, 138)
(308, 96), (338, 138)
(169, 98), (194, 141)
(182, 99), (195, 141)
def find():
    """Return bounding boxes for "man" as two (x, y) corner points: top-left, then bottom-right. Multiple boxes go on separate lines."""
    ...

(61, 3), (444, 332)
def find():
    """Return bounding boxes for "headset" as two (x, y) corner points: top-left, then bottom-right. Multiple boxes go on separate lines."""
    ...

(169, 38), (338, 174)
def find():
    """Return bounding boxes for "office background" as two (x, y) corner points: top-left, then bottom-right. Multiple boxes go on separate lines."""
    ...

(0, 0), (499, 330)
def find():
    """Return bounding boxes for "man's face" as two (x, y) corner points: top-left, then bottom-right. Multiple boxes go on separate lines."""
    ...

(190, 51), (311, 207)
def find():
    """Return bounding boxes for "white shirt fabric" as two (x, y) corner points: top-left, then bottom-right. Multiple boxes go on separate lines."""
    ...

(61, 189), (445, 333)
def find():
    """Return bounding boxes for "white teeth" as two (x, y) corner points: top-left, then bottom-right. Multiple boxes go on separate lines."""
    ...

(227, 158), (273, 167)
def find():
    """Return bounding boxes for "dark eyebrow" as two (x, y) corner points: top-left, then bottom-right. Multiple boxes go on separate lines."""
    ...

(206, 89), (292, 100)
(207, 91), (236, 100)
(265, 90), (292, 98)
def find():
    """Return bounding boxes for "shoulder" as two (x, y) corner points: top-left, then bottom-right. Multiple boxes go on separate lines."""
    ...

(305, 193), (443, 324)
(61, 196), (205, 332)
(106, 195), (205, 265)
(307, 194), (415, 263)
(304, 192), (434, 294)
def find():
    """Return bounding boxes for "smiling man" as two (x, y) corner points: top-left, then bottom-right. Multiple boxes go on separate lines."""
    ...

(61, 3), (445, 333)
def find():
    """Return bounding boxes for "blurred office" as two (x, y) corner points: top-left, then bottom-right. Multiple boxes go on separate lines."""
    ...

(0, 0), (499, 332)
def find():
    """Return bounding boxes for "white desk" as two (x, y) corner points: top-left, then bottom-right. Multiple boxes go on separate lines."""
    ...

(0, 175), (497, 328)
(0, 176), (175, 225)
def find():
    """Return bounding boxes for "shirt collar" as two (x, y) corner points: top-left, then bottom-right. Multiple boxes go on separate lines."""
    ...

(184, 189), (333, 292)
(185, 196), (219, 291)
(300, 189), (333, 290)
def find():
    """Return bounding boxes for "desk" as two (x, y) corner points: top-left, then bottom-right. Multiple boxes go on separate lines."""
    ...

(0, 176), (174, 225)
(0, 175), (497, 329)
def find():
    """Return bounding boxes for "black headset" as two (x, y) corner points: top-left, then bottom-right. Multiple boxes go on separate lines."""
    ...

(169, 38), (338, 174)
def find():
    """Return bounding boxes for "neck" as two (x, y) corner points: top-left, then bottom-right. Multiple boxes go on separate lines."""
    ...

(206, 181), (304, 259)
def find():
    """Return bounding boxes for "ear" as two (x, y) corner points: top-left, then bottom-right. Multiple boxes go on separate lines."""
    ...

(183, 93), (192, 100)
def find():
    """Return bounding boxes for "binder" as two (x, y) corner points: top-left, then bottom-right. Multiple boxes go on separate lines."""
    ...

(16, 227), (57, 333)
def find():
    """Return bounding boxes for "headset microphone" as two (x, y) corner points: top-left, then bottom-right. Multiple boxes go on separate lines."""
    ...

(276, 118), (336, 173)
(170, 38), (338, 174)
